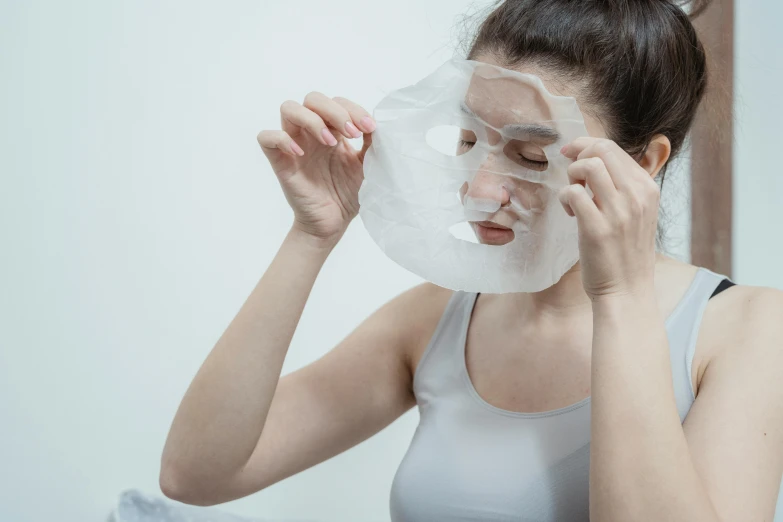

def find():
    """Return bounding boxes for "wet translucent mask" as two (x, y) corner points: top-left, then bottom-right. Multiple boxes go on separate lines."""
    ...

(358, 58), (590, 293)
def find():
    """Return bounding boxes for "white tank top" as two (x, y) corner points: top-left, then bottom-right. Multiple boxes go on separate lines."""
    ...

(389, 268), (764, 521)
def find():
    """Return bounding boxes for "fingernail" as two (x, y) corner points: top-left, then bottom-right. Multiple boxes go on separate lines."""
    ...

(345, 121), (363, 139)
(359, 116), (376, 133)
(321, 128), (338, 146)
(290, 140), (305, 156)
(560, 145), (569, 154)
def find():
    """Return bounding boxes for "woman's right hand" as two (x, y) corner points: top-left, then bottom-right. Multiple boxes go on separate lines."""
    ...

(257, 92), (376, 247)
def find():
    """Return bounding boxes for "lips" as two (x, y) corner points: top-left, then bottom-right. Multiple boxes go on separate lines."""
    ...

(471, 221), (515, 245)
(473, 220), (511, 230)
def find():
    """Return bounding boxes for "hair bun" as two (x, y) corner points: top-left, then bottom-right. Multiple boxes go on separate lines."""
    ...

(668, 0), (712, 19)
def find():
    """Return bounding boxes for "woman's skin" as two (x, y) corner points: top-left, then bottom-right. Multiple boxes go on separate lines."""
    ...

(160, 56), (783, 521)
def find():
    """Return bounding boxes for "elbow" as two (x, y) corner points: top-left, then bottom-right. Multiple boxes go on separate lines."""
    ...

(159, 462), (223, 507)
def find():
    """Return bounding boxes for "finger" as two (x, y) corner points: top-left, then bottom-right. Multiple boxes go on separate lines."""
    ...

(257, 129), (305, 157)
(280, 99), (340, 147)
(357, 130), (373, 163)
(567, 157), (617, 209)
(561, 137), (602, 160)
(558, 187), (575, 217)
(576, 140), (634, 193)
(303, 91), (364, 140)
(333, 96), (377, 134)
(559, 184), (601, 223)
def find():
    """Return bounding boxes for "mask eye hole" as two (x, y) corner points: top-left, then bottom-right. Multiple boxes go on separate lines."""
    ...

(425, 125), (476, 157)
(503, 140), (549, 171)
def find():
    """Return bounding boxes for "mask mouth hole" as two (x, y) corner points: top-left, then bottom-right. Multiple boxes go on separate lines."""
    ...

(449, 222), (479, 243)
(448, 222), (480, 244)
(450, 221), (516, 246)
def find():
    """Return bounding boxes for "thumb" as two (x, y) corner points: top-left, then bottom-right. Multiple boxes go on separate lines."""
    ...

(357, 131), (374, 163)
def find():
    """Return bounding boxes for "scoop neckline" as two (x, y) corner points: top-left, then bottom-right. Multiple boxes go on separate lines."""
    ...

(459, 267), (706, 419)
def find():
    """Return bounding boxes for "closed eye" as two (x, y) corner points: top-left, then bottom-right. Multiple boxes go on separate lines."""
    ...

(459, 139), (549, 172)
(506, 140), (549, 171)
(457, 138), (475, 156)
(518, 155), (548, 170)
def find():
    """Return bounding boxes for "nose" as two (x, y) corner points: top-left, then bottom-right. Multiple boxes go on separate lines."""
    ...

(463, 169), (510, 207)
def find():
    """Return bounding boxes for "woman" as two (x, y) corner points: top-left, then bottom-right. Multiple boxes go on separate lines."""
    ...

(160, 1), (783, 520)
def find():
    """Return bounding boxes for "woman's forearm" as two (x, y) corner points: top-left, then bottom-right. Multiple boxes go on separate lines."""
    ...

(589, 291), (720, 522)
(161, 226), (335, 488)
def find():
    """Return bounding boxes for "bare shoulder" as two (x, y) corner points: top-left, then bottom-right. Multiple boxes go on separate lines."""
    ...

(701, 283), (783, 353)
(375, 283), (453, 327)
(370, 283), (453, 374)
(683, 284), (783, 522)
(697, 282), (783, 393)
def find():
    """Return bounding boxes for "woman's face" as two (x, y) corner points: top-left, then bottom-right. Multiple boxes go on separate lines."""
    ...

(458, 54), (608, 246)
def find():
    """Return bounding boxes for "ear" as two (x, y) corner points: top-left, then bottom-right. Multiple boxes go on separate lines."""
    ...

(638, 134), (672, 178)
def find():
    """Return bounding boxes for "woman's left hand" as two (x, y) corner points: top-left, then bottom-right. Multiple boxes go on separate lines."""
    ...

(559, 137), (661, 301)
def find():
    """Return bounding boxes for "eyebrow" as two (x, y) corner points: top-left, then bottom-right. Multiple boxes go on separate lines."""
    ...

(459, 101), (561, 143)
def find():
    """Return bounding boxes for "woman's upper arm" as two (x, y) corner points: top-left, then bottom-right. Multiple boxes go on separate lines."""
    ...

(684, 286), (783, 521)
(223, 283), (452, 500)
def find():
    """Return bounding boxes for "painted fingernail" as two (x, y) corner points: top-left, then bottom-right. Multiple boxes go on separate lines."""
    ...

(345, 121), (363, 139)
(321, 128), (338, 146)
(359, 116), (376, 133)
(290, 140), (305, 156)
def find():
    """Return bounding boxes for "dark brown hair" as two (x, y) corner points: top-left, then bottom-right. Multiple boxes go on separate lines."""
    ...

(464, 0), (709, 178)
(462, 0), (711, 247)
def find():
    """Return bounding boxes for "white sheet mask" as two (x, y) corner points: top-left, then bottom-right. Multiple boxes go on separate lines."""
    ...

(358, 58), (591, 293)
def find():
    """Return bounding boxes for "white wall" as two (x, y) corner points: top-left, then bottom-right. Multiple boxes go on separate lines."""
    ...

(734, 1), (783, 290)
(734, 2), (783, 515)
(0, 1), (482, 521)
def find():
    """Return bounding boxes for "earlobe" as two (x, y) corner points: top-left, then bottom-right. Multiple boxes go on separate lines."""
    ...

(639, 135), (672, 178)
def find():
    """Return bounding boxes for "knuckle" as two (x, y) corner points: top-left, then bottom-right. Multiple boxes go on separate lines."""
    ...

(335, 105), (351, 121)
(279, 99), (296, 113)
(636, 179), (660, 203)
(586, 157), (604, 175)
(593, 141), (613, 157)
(303, 91), (325, 106)
(627, 194), (645, 216)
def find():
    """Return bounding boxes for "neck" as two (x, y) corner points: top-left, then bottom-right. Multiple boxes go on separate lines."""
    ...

(486, 264), (591, 329)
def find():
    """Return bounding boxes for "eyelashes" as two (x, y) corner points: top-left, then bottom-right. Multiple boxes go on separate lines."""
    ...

(457, 139), (549, 171)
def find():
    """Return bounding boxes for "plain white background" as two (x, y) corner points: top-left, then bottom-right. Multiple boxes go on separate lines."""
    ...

(734, 2), (783, 287)
(0, 1), (779, 521)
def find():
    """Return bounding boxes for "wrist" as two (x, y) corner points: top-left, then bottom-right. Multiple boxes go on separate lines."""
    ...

(590, 286), (659, 322)
(287, 225), (341, 254)
(587, 272), (656, 304)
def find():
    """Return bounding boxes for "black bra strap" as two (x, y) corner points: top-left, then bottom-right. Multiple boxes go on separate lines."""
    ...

(709, 278), (736, 299)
